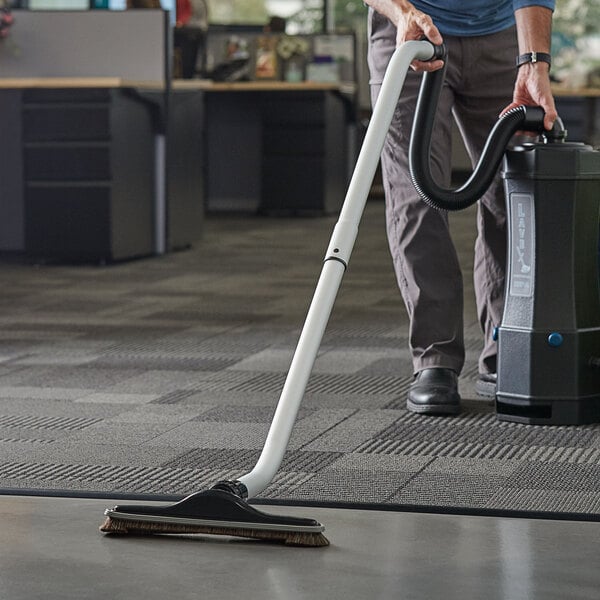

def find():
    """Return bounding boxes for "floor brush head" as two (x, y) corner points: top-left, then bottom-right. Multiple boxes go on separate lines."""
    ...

(100, 515), (330, 547)
(99, 488), (330, 547)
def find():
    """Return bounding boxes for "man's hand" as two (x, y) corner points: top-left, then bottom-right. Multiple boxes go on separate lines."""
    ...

(394, 2), (444, 72)
(501, 62), (557, 131)
(502, 6), (557, 131)
(366, 0), (444, 72)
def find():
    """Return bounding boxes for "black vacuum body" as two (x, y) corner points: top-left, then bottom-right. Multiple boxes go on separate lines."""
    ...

(409, 53), (600, 425)
(497, 138), (600, 425)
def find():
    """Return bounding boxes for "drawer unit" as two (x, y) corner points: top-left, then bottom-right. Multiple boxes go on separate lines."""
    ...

(25, 144), (111, 181)
(22, 105), (111, 142)
(26, 185), (111, 261)
(22, 88), (155, 262)
(262, 127), (325, 155)
(204, 88), (352, 216)
(261, 94), (326, 126)
(259, 91), (348, 215)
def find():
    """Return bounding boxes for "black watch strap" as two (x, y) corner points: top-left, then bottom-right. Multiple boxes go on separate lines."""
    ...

(516, 51), (551, 68)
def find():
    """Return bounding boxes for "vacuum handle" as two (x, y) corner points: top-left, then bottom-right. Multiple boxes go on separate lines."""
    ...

(323, 40), (444, 266)
(237, 40), (443, 499)
(409, 60), (547, 211)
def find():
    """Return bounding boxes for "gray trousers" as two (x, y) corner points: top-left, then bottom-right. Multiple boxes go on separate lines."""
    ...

(367, 9), (519, 376)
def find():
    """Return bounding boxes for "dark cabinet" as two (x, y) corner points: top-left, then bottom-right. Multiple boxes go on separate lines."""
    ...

(205, 89), (352, 215)
(23, 88), (156, 263)
(260, 92), (347, 215)
(166, 89), (205, 251)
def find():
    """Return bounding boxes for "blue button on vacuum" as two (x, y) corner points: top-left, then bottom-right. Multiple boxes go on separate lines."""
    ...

(548, 332), (564, 347)
(492, 327), (499, 341)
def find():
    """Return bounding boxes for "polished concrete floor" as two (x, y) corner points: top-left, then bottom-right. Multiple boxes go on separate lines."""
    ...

(1, 494), (598, 600)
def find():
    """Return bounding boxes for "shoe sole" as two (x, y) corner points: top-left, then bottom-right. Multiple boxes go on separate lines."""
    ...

(406, 399), (461, 415)
(475, 379), (496, 398)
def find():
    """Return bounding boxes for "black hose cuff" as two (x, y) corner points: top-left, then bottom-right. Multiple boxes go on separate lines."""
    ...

(430, 43), (446, 61)
(211, 480), (249, 499)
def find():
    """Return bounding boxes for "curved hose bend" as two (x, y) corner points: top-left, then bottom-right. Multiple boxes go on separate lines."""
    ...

(409, 63), (546, 211)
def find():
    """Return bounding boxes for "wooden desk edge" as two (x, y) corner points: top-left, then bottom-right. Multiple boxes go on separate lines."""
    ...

(551, 85), (600, 98)
(0, 78), (356, 94)
(0, 77), (164, 89)
(172, 80), (356, 93)
(0, 79), (595, 96)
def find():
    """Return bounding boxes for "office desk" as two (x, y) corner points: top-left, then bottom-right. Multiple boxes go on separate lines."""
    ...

(1, 78), (354, 260)
(176, 81), (356, 215)
(0, 79), (204, 261)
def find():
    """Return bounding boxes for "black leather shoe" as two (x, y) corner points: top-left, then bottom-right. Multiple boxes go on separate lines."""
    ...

(475, 372), (497, 398)
(407, 368), (461, 415)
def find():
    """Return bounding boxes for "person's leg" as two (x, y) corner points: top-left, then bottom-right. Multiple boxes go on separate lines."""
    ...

(369, 11), (464, 375)
(451, 27), (518, 388)
(376, 83), (465, 374)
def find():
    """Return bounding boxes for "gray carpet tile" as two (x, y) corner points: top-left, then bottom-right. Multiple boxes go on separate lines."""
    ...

(503, 462), (600, 492)
(101, 369), (229, 394)
(421, 456), (522, 477)
(303, 409), (403, 453)
(227, 371), (415, 397)
(0, 203), (599, 515)
(485, 487), (600, 513)
(13, 443), (185, 468)
(161, 447), (261, 471)
(0, 366), (147, 389)
(151, 389), (207, 405)
(389, 472), (510, 507)
(283, 469), (418, 503)
(0, 414), (102, 432)
(91, 355), (240, 372)
(368, 416), (600, 450)
(191, 405), (310, 423)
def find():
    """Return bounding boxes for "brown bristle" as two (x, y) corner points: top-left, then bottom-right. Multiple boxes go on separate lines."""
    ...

(100, 517), (329, 547)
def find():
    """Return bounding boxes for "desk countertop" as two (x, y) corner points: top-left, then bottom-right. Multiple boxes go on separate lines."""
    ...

(0, 78), (596, 97)
(172, 80), (355, 93)
(0, 78), (355, 94)
(551, 85), (600, 98)
(0, 77), (167, 89)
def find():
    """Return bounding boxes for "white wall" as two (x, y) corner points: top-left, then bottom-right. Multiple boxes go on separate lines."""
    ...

(0, 10), (168, 81)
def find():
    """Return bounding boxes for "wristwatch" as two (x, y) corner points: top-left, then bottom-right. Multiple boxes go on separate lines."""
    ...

(516, 52), (551, 68)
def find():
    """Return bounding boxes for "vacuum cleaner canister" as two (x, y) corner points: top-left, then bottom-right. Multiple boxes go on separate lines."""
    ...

(408, 52), (600, 426)
(496, 137), (600, 425)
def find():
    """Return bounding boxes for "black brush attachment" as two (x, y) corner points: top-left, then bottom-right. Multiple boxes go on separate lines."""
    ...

(100, 482), (329, 547)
